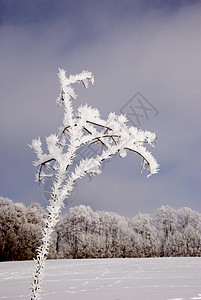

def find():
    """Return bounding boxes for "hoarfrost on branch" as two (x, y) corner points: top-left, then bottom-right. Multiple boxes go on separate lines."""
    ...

(29, 68), (159, 299)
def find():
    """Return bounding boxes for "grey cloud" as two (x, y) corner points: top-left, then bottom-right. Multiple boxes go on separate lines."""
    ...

(1, 1), (201, 216)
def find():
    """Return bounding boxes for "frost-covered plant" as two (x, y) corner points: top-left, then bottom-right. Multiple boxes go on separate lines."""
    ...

(29, 68), (159, 299)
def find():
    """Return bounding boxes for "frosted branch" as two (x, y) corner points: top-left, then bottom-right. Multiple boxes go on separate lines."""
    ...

(30, 67), (159, 300)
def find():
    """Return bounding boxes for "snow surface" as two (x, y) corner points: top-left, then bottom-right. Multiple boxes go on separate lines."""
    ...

(0, 257), (201, 300)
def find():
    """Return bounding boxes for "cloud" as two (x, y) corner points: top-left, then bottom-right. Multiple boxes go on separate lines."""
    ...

(1, 0), (201, 216)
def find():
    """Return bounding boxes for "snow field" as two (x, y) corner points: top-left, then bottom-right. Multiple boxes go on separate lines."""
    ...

(0, 257), (201, 300)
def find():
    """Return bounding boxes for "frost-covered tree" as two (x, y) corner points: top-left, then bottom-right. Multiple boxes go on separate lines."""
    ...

(0, 197), (44, 261)
(177, 207), (201, 256)
(29, 68), (159, 299)
(155, 205), (201, 257)
(0, 197), (18, 261)
(132, 213), (159, 257)
(155, 205), (177, 256)
(56, 206), (133, 259)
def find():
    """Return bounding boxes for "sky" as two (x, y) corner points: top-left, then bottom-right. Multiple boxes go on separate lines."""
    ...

(1, 0), (201, 217)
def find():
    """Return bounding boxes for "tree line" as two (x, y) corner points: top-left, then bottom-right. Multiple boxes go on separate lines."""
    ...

(0, 196), (201, 261)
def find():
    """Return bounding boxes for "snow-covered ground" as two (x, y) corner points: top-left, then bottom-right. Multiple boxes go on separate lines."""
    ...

(0, 257), (201, 300)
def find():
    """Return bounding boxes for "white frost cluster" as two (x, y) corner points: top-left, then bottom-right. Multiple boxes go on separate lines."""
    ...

(30, 68), (159, 300)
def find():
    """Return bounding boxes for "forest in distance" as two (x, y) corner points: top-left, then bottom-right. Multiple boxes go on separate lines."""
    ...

(0, 196), (201, 261)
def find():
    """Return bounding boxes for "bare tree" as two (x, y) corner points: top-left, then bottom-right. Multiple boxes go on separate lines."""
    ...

(29, 68), (159, 299)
